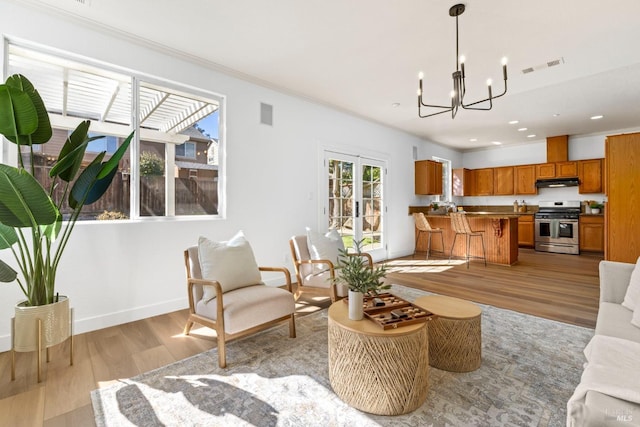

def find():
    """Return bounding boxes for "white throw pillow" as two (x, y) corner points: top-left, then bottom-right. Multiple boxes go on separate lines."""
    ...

(198, 231), (262, 302)
(622, 256), (640, 311)
(306, 228), (345, 272)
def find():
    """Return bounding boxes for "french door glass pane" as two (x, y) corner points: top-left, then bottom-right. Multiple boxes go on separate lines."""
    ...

(361, 163), (383, 251)
(328, 159), (354, 248)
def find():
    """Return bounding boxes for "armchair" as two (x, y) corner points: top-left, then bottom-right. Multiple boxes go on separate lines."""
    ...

(183, 234), (296, 368)
(289, 233), (373, 303)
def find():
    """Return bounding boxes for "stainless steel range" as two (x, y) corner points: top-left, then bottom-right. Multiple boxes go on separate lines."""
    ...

(534, 200), (581, 255)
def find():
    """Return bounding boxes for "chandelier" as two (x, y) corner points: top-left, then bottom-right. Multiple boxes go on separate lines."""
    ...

(417, 4), (508, 119)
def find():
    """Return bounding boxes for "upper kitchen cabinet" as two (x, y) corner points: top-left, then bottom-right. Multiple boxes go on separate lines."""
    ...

(452, 168), (474, 196)
(514, 165), (537, 195)
(536, 163), (556, 179)
(578, 158), (603, 194)
(494, 166), (514, 195)
(555, 161), (578, 177)
(474, 168), (494, 196)
(415, 160), (443, 195)
(546, 135), (569, 162)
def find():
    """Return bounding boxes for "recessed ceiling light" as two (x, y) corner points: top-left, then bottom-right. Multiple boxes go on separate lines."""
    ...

(491, 141), (502, 145)
(517, 127), (527, 131)
(391, 102), (400, 108)
(508, 120), (519, 125)
(527, 134), (536, 138)
(469, 138), (477, 142)
(553, 113), (560, 117)
(591, 115), (604, 120)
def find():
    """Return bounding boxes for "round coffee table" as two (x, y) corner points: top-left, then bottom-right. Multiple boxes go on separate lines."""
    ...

(414, 295), (482, 372)
(327, 301), (430, 415)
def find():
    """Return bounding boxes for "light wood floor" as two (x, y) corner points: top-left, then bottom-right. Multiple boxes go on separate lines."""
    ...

(0, 248), (601, 427)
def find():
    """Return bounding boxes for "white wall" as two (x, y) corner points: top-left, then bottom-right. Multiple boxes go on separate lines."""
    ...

(0, 2), (462, 351)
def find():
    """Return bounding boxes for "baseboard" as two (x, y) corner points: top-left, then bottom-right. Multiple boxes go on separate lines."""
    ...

(0, 297), (187, 353)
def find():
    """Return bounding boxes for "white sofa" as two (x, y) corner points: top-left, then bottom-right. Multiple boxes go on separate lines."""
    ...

(567, 260), (640, 426)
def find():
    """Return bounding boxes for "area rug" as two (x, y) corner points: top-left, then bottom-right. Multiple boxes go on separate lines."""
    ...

(91, 284), (594, 427)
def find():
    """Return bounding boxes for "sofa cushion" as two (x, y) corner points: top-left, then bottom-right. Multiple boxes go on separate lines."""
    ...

(198, 231), (262, 301)
(622, 256), (640, 311)
(595, 302), (640, 342)
(633, 306), (640, 329)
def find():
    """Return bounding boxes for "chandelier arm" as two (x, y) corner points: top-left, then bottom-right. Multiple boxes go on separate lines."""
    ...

(419, 96), (453, 109)
(418, 105), (454, 118)
(461, 80), (507, 108)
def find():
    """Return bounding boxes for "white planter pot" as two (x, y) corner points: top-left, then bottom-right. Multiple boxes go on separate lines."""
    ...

(14, 296), (71, 352)
(591, 208), (600, 214)
(348, 290), (364, 320)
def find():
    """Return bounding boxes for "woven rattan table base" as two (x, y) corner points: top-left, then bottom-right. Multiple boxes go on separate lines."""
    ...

(428, 313), (481, 372)
(327, 318), (429, 415)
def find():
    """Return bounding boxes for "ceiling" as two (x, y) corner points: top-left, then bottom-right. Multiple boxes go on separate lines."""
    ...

(14, 0), (640, 150)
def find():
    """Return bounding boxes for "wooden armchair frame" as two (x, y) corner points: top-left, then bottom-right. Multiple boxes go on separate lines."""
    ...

(288, 237), (373, 303)
(183, 250), (296, 368)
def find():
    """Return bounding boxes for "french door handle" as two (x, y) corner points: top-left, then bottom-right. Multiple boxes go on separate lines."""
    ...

(355, 201), (359, 218)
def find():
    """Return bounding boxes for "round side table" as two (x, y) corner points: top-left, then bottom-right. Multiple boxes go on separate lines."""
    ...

(414, 295), (482, 372)
(327, 301), (429, 415)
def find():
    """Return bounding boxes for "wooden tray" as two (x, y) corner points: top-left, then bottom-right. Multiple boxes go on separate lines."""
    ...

(347, 293), (435, 330)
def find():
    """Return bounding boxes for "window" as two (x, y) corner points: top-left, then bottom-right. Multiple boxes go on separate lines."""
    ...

(176, 142), (196, 158)
(6, 41), (223, 219)
(86, 134), (118, 154)
(432, 156), (452, 203)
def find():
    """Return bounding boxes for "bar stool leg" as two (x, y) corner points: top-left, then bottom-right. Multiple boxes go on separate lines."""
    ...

(427, 232), (432, 260)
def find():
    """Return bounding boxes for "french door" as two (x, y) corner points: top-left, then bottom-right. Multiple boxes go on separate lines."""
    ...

(324, 151), (386, 260)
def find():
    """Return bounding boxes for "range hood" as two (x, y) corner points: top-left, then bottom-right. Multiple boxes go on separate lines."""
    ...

(535, 177), (580, 188)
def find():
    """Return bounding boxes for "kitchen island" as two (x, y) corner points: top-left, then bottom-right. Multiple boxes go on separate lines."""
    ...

(410, 209), (520, 265)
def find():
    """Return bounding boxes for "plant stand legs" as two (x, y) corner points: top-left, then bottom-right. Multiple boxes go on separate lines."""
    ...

(10, 308), (74, 383)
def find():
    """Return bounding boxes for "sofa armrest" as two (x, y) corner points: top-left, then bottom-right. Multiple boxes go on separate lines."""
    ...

(599, 260), (635, 303)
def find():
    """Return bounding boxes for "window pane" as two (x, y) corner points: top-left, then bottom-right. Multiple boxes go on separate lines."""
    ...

(139, 141), (166, 216)
(9, 45), (132, 220)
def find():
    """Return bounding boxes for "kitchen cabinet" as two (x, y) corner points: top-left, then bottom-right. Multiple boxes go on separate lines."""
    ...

(546, 135), (569, 162)
(605, 133), (640, 263)
(474, 168), (494, 196)
(452, 168), (474, 196)
(514, 165), (537, 195)
(555, 161), (578, 177)
(578, 158), (603, 194)
(536, 163), (556, 179)
(518, 214), (535, 247)
(580, 215), (604, 252)
(415, 160), (443, 195)
(493, 166), (514, 195)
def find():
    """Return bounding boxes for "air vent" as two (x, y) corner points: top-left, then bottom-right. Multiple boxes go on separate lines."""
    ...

(521, 57), (565, 74)
(260, 102), (273, 126)
(73, 0), (92, 4)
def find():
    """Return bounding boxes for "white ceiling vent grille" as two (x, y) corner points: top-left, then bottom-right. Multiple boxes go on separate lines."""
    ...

(73, 0), (92, 5)
(521, 57), (564, 74)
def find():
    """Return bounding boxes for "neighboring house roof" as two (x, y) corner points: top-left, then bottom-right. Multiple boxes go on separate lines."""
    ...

(175, 160), (218, 170)
(179, 125), (212, 142)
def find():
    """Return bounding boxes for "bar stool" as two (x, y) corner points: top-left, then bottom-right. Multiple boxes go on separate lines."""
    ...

(413, 212), (444, 259)
(449, 213), (486, 268)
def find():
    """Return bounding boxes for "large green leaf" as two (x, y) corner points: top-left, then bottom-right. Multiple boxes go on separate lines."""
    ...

(0, 259), (17, 283)
(5, 75), (52, 145)
(0, 84), (38, 142)
(0, 164), (58, 228)
(68, 155), (104, 209)
(0, 223), (18, 249)
(50, 120), (97, 182)
(40, 210), (62, 242)
(97, 131), (134, 179)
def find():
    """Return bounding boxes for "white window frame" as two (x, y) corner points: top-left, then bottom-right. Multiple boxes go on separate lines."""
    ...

(3, 37), (226, 220)
(432, 156), (452, 203)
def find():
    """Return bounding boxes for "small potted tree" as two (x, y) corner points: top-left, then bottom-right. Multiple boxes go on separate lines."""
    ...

(333, 240), (389, 320)
(589, 202), (603, 214)
(0, 74), (133, 378)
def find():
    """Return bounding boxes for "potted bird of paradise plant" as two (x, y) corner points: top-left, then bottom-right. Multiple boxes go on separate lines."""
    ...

(0, 74), (132, 378)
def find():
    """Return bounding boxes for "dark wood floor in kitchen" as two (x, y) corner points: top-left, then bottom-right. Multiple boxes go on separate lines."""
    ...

(0, 248), (601, 427)
(384, 247), (602, 329)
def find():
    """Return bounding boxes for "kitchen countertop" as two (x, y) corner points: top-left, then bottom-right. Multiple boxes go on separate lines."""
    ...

(408, 206), (534, 217)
